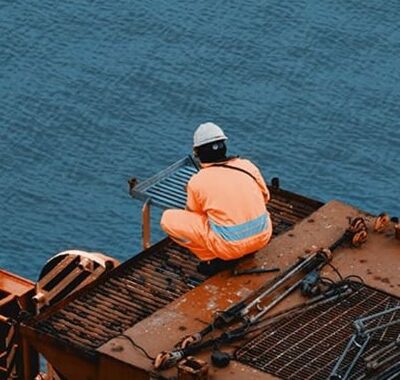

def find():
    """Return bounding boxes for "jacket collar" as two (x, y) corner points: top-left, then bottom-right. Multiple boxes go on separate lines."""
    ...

(200, 156), (238, 169)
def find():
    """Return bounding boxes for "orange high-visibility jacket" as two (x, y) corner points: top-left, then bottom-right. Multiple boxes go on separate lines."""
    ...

(161, 157), (272, 261)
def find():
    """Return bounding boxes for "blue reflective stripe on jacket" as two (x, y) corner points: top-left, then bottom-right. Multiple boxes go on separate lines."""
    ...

(209, 214), (268, 242)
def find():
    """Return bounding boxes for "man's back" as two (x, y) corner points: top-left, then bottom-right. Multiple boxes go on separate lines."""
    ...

(187, 158), (270, 227)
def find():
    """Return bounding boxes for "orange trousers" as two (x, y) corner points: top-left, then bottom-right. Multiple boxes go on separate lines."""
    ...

(161, 210), (272, 261)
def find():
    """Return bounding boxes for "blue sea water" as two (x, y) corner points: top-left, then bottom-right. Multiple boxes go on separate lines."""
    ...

(0, 0), (399, 280)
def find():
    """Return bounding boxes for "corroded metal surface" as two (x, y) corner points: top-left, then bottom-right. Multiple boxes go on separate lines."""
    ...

(235, 283), (400, 379)
(23, 187), (321, 359)
(0, 269), (38, 380)
(0, 269), (34, 299)
(98, 201), (359, 380)
(19, 190), (400, 380)
(29, 242), (207, 357)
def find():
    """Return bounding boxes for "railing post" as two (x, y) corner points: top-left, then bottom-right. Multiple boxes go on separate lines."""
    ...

(142, 199), (151, 249)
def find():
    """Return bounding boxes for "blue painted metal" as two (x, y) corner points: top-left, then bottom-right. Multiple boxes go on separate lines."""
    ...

(130, 156), (199, 209)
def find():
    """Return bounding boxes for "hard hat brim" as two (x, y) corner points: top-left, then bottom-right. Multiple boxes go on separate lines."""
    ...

(193, 135), (228, 148)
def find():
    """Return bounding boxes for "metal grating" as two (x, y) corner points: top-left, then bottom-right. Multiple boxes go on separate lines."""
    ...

(26, 186), (321, 358)
(30, 241), (206, 357)
(130, 156), (199, 209)
(235, 283), (400, 380)
(268, 187), (322, 236)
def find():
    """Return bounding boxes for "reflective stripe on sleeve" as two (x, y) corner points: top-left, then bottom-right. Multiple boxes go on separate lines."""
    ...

(209, 214), (268, 242)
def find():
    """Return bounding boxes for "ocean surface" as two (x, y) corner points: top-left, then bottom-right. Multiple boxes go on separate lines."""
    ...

(1, 0), (399, 281)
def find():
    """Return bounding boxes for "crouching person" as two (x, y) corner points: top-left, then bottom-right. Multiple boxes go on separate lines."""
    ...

(161, 122), (272, 275)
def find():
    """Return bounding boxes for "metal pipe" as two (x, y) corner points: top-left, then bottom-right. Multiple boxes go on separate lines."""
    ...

(142, 199), (151, 249)
(354, 306), (400, 332)
(364, 334), (400, 363)
(241, 253), (319, 316)
(249, 278), (303, 323)
(150, 186), (187, 204)
(179, 167), (198, 176)
(160, 178), (187, 193)
(233, 267), (280, 276)
(329, 334), (370, 380)
(173, 172), (193, 181)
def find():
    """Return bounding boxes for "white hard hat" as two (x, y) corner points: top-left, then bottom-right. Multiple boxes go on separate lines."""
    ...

(193, 122), (228, 148)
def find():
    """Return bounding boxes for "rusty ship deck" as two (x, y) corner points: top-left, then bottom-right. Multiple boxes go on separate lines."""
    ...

(20, 185), (400, 380)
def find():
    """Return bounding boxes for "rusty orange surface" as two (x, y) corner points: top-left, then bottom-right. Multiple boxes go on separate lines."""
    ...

(97, 199), (400, 380)
(322, 223), (400, 297)
(0, 269), (34, 297)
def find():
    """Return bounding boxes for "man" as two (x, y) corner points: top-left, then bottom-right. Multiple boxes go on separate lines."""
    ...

(161, 122), (272, 273)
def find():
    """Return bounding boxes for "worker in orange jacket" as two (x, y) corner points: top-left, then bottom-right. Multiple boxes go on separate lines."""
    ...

(161, 122), (272, 273)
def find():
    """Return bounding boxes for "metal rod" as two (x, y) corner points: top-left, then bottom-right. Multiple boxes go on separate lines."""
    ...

(179, 167), (198, 176)
(356, 305), (400, 325)
(161, 178), (187, 192)
(328, 334), (370, 380)
(249, 278), (303, 323)
(147, 187), (186, 203)
(150, 183), (187, 202)
(365, 334), (400, 363)
(173, 172), (193, 181)
(142, 199), (151, 249)
(241, 253), (320, 316)
(233, 267), (280, 276)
